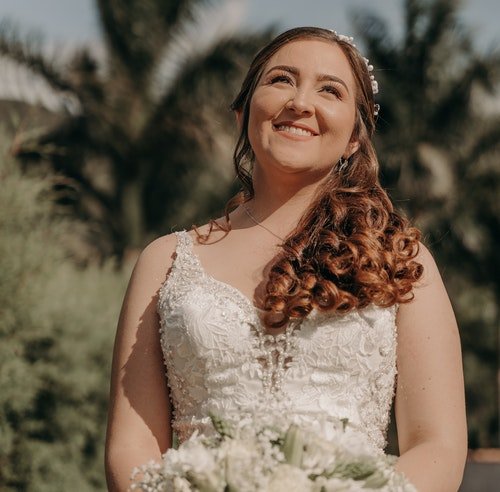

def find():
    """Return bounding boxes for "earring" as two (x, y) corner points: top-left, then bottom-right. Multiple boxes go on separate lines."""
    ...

(337, 156), (349, 173)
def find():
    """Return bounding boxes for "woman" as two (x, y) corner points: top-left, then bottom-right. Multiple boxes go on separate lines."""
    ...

(105, 27), (467, 491)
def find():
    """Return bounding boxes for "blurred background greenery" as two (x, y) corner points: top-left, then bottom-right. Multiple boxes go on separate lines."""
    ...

(0, 0), (499, 490)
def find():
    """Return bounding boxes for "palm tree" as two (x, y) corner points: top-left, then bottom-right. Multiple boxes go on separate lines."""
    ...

(353, 0), (500, 447)
(0, 1), (273, 260)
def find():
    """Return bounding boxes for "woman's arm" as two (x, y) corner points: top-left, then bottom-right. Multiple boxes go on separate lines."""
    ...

(395, 243), (467, 491)
(105, 235), (176, 492)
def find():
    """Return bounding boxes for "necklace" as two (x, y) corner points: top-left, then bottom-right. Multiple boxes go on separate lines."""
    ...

(243, 206), (285, 242)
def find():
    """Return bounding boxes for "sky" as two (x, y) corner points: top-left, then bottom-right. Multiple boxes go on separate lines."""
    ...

(0, 0), (498, 108)
(0, 0), (499, 50)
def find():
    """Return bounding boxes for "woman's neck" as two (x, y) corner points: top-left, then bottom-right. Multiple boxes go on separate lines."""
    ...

(239, 164), (328, 236)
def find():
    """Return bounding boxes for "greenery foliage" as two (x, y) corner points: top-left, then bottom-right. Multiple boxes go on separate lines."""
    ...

(0, 0), (273, 259)
(0, 132), (129, 490)
(354, 0), (500, 446)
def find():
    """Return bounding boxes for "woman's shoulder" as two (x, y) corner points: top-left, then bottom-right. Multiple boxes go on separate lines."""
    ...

(414, 241), (441, 286)
(141, 232), (178, 264)
(398, 241), (451, 317)
(130, 232), (183, 290)
(139, 219), (227, 261)
(135, 222), (220, 270)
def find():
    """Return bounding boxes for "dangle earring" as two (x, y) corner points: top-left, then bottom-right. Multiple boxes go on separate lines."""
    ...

(337, 156), (349, 173)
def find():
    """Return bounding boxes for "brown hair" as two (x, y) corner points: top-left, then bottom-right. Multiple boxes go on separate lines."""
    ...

(205, 27), (423, 328)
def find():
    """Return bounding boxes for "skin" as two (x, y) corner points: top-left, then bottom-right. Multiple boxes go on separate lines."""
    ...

(105, 39), (467, 491)
(248, 40), (359, 183)
(394, 246), (467, 490)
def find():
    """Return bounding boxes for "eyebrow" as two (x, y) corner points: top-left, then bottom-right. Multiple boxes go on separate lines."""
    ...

(264, 64), (350, 94)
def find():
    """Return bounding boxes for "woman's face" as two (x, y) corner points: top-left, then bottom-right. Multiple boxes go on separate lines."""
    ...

(247, 38), (359, 178)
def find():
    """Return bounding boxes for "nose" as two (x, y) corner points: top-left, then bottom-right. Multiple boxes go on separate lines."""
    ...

(285, 89), (314, 115)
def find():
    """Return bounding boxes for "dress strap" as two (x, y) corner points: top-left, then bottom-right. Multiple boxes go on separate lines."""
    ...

(158, 230), (198, 312)
(171, 230), (201, 276)
(174, 230), (193, 252)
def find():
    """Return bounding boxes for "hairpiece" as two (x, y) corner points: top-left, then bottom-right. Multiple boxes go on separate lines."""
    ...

(331, 31), (380, 116)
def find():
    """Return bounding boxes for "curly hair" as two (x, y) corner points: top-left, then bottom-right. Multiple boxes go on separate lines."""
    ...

(203, 27), (423, 329)
(261, 177), (422, 328)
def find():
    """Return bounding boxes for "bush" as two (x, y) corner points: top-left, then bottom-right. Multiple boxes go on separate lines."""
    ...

(0, 132), (130, 491)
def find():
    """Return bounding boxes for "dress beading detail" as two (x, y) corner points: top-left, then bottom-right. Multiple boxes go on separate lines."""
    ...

(157, 231), (398, 451)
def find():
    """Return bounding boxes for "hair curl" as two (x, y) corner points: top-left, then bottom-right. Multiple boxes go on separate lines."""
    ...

(262, 177), (422, 328)
(205, 27), (423, 329)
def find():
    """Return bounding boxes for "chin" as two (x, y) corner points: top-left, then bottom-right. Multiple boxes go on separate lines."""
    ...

(271, 159), (330, 176)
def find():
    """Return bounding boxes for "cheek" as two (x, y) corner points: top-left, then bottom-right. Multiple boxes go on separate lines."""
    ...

(247, 106), (263, 151)
(321, 104), (357, 139)
(249, 89), (290, 121)
(248, 103), (268, 128)
(247, 92), (283, 148)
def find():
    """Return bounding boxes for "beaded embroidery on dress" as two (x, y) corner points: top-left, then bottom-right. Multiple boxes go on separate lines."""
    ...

(157, 231), (398, 453)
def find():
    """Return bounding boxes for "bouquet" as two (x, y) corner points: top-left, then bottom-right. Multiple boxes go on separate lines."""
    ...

(130, 413), (416, 491)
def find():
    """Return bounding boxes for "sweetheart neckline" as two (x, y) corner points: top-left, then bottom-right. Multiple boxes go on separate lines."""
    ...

(180, 231), (263, 312)
(171, 231), (313, 336)
(168, 231), (393, 332)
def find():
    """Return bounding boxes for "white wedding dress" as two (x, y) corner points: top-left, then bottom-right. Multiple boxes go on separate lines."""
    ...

(157, 231), (398, 454)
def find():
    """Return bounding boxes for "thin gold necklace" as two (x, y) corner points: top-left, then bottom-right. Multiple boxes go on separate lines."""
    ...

(243, 206), (285, 242)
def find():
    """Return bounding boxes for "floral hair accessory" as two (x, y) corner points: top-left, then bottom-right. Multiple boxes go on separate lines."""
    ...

(331, 31), (380, 116)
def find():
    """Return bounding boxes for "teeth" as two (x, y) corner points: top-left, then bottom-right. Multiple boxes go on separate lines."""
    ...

(276, 125), (314, 136)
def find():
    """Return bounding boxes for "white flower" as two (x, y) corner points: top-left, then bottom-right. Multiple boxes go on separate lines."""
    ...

(335, 428), (375, 457)
(301, 435), (338, 475)
(130, 412), (416, 492)
(316, 476), (366, 492)
(163, 439), (214, 476)
(163, 439), (225, 491)
(267, 464), (313, 492)
(172, 476), (192, 492)
(224, 439), (266, 491)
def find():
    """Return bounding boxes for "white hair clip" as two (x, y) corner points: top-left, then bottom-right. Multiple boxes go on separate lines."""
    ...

(330, 30), (380, 115)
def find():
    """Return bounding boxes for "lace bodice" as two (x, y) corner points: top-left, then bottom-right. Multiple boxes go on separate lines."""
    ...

(157, 231), (398, 452)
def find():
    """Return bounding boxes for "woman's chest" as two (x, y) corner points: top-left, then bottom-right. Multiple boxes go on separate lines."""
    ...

(159, 276), (397, 374)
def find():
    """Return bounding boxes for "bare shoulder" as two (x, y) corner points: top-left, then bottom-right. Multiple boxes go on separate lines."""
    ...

(413, 241), (444, 288)
(398, 240), (455, 327)
(415, 241), (434, 264)
(140, 232), (178, 265)
(130, 233), (179, 292)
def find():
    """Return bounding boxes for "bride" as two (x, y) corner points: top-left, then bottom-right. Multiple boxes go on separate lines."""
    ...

(105, 27), (467, 491)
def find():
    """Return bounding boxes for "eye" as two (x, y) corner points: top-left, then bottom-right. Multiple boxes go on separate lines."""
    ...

(321, 85), (342, 98)
(268, 73), (293, 85)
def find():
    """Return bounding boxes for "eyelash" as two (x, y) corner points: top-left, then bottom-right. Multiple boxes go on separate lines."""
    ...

(269, 74), (292, 84)
(268, 73), (342, 98)
(322, 85), (342, 98)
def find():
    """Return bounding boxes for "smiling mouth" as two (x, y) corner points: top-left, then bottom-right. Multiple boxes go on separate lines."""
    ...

(273, 124), (317, 137)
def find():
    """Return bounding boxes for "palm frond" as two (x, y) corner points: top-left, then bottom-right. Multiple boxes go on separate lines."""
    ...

(156, 0), (215, 33)
(142, 30), (274, 143)
(94, 0), (213, 82)
(464, 118), (500, 163)
(425, 0), (459, 48)
(404, 0), (426, 49)
(0, 20), (73, 93)
(351, 12), (397, 71)
(427, 57), (496, 137)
